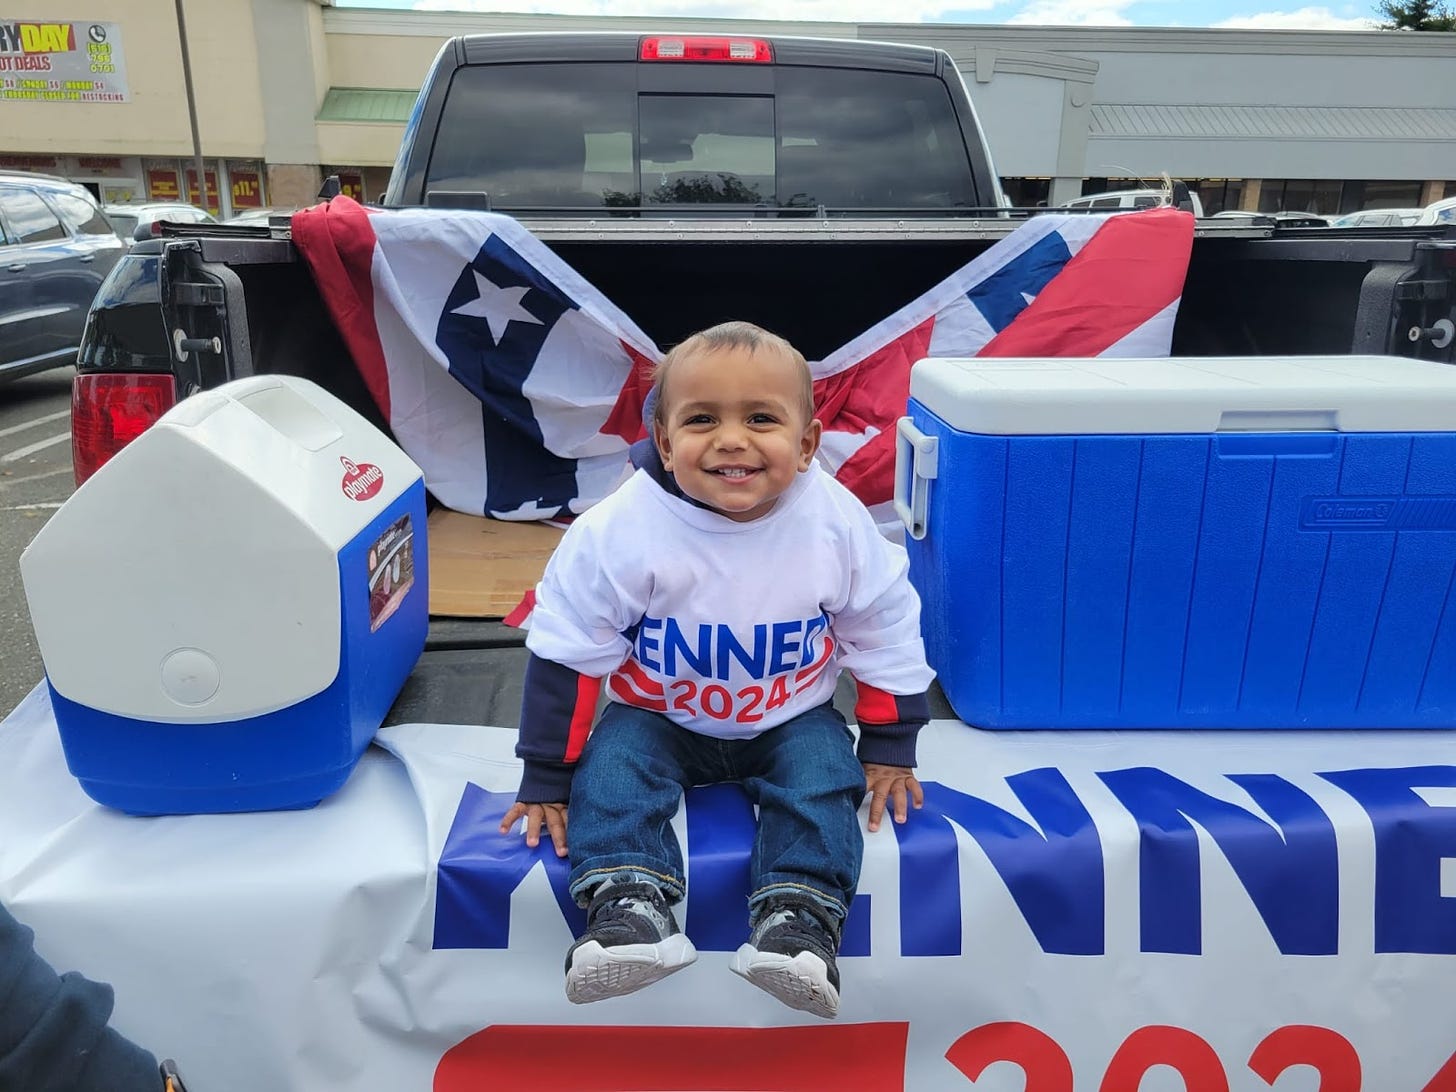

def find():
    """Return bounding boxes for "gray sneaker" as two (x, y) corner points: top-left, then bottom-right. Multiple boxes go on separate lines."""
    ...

(565, 876), (697, 1004)
(730, 894), (842, 1019)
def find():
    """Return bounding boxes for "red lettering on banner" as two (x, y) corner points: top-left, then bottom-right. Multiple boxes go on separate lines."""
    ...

(1248, 1025), (1360, 1091)
(433, 1021), (1454, 1087)
(1099, 1025), (1229, 1092)
(1423, 1050), (1456, 1091)
(435, 1023), (910, 1089)
(944, 1021), (1072, 1091)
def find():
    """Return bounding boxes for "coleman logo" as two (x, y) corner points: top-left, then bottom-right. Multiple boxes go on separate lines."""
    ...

(340, 457), (384, 502)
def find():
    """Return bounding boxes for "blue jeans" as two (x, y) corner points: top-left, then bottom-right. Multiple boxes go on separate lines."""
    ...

(567, 701), (866, 920)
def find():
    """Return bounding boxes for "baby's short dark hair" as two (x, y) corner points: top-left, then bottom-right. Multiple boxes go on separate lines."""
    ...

(652, 321), (814, 429)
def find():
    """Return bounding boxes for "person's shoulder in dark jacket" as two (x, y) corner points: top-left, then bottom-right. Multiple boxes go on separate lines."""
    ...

(0, 898), (163, 1091)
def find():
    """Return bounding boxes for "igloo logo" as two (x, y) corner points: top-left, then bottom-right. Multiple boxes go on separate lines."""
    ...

(340, 457), (384, 502)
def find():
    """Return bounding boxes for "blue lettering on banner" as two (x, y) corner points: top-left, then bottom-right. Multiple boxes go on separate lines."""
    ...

(1099, 770), (1338, 955)
(895, 773), (1104, 956)
(434, 783), (585, 948)
(1320, 765), (1456, 954)
(430, 765), (1456, 958)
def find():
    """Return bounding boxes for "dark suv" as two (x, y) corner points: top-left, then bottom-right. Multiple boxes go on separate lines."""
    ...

(0, 172), (124, 384)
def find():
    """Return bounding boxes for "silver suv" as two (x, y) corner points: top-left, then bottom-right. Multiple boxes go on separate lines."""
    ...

(0, 172), (124, 384)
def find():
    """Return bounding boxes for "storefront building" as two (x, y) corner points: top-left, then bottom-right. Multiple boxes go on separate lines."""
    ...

(0, 3), (1452, 218)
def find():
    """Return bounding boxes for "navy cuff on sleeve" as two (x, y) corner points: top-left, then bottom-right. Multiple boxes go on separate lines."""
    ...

(855, 720), (923, 769)
(517, 758), (574, 804)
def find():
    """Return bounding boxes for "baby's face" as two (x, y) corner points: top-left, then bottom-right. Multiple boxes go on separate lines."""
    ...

(653, 345), (821, 522)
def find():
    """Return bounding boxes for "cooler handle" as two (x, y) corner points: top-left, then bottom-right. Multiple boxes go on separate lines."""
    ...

(894, 416), (938, 541)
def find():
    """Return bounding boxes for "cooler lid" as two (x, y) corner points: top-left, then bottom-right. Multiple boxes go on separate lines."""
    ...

(909, 356), (1456, 435)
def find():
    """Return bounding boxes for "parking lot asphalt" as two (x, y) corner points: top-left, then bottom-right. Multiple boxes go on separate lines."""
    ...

(1, 366), (77, 716)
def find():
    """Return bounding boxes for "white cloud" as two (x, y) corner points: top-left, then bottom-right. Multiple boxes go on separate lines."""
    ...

(1213, 6), (1378, 29)
(409, 0), (994, 19)
(1005, 0), (1137, 24)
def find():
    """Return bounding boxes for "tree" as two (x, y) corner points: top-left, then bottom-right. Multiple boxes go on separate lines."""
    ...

(1375, 0), (1456, 30)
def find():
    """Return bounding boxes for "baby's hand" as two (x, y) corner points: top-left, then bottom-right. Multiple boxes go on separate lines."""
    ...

(500, 800), (569, 857)
(861, 763), (923, 832)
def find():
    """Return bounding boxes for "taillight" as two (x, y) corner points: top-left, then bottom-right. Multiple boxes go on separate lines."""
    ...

(639, 36), (773, 63)
(71, 373), (177, 486)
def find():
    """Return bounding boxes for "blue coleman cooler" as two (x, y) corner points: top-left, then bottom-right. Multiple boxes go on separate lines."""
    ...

(897, 355), (1456, 730)
(20, 375), (428, 814)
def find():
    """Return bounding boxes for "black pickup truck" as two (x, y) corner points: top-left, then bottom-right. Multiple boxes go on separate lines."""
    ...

(73, 30), (1456, 727)
(26, 32), (1456, 1087)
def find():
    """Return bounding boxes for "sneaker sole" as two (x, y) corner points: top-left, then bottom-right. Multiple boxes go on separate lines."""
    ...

(730, 945), (840, 1019)
(566, 934), (698, 1004)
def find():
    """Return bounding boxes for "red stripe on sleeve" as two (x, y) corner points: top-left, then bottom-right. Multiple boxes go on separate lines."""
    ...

(563, 674), (601, 762)
(854, 680), (901, 725)
(502, 588), (535, 629)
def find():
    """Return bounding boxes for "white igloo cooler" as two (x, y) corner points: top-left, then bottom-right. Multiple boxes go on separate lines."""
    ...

(21, 375), (428, 815)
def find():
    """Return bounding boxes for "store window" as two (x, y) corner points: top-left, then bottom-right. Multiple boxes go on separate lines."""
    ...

(1000, 177), (1050, 208)
(1259, 179), (1425, 216)
(1189, 179), (1244, 216)
(1356, 180), (1425, 209)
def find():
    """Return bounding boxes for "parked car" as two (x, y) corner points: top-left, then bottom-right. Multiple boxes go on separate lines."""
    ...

(1330, 207), (1425, 228)
(1416, 195), (1456, 226)
(220, 206), (299, 226)
(0, 172), (125, 384)
(1062, 186), (1205, 218)
(101, 201), (216, 245)
(1210, 209), (1332, 227)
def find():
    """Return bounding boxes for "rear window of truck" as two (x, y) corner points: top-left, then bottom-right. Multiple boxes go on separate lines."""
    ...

(424, 62), (976, 213)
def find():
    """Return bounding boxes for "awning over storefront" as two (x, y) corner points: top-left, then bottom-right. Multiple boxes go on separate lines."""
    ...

(1090, 103), (1456, 141)
(317, 87), (418, 124)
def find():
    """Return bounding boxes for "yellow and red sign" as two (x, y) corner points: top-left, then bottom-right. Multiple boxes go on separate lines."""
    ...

(0, 20), (128, 102)
(185, 168), (221, 215)
(147, 167), (180, 202)
(230, 169), (263, 209)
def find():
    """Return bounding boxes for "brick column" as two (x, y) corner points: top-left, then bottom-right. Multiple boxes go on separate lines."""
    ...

(266, 163), (324, 209)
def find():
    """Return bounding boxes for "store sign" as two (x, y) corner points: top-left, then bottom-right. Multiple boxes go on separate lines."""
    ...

(230, 168), (263, 209)
(0, 20), (129, 103)
(185, 168), (220, 215)
(147, 167), (179, 201)
(0, 152), (55, 169)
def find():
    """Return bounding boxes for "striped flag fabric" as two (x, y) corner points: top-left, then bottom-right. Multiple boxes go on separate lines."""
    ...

(292, 197), (1193, 526)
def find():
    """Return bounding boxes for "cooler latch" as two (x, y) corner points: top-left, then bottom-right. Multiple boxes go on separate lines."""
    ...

(894, 417), (938, 541)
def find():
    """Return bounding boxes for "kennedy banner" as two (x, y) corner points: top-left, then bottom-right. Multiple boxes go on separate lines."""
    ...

(0, 20), (128, 102)
(1, 685), (1455, 1089)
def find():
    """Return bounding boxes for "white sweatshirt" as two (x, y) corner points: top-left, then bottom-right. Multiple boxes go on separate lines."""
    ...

(526, 461), (935, 742)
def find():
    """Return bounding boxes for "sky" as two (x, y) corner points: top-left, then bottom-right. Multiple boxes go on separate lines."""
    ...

(336, 0), (1386, 30)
